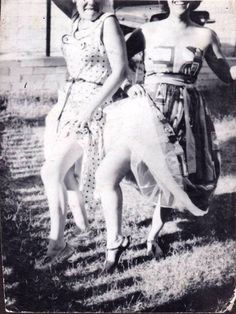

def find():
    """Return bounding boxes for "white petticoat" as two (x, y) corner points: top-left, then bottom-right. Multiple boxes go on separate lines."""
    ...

(104, 95), (185, 207)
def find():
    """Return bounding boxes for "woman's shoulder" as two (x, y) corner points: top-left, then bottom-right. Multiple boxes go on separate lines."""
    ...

(100, 12), (117, 23)
(102, 13), (120, 33)
(188, 25), (219, 52)
(190, 24), (216, 42)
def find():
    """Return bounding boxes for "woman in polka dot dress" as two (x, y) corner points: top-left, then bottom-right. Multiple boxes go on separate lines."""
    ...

(38, 0), (128, 268)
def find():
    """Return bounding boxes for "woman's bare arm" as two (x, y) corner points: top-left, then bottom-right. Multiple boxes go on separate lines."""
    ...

(205, 30), (233, 83)
(52, 0), (76, 18)
(86, 16), (128, 113)
(126, 28), (145, 60)
(120, 28), (146, 95)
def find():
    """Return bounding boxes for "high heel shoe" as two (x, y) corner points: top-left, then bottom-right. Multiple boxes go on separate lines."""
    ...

(103, 236), (131, 274)
(35, 243), (75, 270)
(147, 239), (164, 260)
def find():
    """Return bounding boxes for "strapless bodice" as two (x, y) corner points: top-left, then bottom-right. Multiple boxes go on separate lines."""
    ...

(144, 46), (203, 84)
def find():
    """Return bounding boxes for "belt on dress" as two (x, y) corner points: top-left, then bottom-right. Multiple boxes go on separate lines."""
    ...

(145, 73), (195, 87)
(66, 77), (103, 86)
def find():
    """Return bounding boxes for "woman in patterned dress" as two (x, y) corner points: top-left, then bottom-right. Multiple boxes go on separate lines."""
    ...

(96, 0), (236, 272)
(38, 0), (128, 268)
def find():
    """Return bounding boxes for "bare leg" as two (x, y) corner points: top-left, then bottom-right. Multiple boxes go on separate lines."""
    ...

(146, 192), (165, 258)
(96, 146), (131, 262)
(64, 166), (89, 232)
(41, 139), (83, 255)
(44, 108), (89, 239)
(147, 192), (163, 242)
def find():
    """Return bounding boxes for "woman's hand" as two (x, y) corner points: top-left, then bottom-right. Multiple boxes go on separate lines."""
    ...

(230, 65), (236, 80)
(127, 84), (146, 98)
(76, 108), (93, 131)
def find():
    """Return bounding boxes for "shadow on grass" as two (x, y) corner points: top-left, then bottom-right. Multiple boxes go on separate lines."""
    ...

(13, 174), (43, 188)
(88, 290), (144, 312)
(176, 192), (236, 241)
(145, 281), (235, 312)
(6, 277), (88, 312)
(72, 276), (141, 299)
(14, 266), (142, 312)
(68, 251), (104, 267)
(136, 192), (236, 257)
(220, 136), (236, 176)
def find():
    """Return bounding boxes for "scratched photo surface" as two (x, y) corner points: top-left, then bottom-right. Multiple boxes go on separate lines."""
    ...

(0, 0), (236, 312)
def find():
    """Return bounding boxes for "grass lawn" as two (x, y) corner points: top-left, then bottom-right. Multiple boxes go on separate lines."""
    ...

(0, 86), (235, 312)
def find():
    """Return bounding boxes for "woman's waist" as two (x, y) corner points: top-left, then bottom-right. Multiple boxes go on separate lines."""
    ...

(65, 61), (111, 85)
(144, 73), (196, 87)
(58, 81), (110, 112)
(66, 77), (103, 86)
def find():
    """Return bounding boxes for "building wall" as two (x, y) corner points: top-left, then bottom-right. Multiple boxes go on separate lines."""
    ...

(0, 0), (46, 56)
(0, 57), (66, 96)
(0, 0), (71, 57)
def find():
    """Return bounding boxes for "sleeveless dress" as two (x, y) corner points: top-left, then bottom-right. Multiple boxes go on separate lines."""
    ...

(104, 45), (220, 210)
(143, 45), (220, 209)
(44, 13), (114, 210)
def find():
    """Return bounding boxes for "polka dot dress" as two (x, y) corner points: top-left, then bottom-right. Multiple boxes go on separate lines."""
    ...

(46, 13), (114, 210)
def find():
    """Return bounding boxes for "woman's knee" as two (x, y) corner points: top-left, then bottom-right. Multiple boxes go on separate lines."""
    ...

(96, 151), (130, 193)
(41, 161), (61, 184)
(95, 165), (121, 193)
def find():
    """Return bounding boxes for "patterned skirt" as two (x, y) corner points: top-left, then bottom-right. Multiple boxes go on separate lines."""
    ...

(145, 82), (220, 209)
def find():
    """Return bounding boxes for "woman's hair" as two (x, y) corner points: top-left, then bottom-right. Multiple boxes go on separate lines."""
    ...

(189, 1), (202, 11)
(102, 0), (114, 12)
(161, 1), (202, 13)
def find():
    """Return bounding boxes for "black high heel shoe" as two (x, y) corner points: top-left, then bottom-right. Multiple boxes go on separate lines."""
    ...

(146, 239), (164, 260)
(103, 236), (131, 274)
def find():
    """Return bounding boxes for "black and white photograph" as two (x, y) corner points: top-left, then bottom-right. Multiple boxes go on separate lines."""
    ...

(0, 0), (236, 312)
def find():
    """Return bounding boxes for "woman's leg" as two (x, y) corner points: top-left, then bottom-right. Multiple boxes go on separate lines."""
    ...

(146, 193), (165, 258)
(44, 109), (89, 232)
(96, 146), (131, 262)
(147, 192), (163, 243)
(41, 139), (83, 255)
(43, 105), (89, 245)
(64, 166), (89, 232)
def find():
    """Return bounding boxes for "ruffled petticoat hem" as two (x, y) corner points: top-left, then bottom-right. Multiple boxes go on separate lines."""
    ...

(104, 95), (192, 208)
